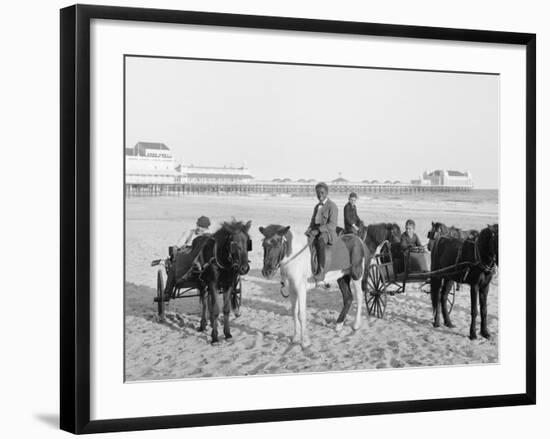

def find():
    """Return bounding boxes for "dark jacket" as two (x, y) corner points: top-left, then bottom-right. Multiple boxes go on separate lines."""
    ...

(344, 202), (362, 233)
(309, 198), (338, 244)
(400, 232), (422, 251)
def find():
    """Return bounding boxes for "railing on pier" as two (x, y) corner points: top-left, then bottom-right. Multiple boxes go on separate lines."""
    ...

(125, 182), (473, 197)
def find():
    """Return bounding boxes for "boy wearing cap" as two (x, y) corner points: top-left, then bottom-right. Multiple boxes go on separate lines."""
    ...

(344, 192), (364, 235)
(164, 216), (211, 298)
(176, 215), (211, 249)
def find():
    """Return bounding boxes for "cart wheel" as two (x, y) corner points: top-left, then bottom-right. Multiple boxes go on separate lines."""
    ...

(447, 282), (456, 314)
(232, 279), (242, 318)
(364, 264), (388, 318)
(156, 269), (166, 322)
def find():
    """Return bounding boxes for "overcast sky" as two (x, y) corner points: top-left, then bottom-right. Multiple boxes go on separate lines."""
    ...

(125, 56), (499, 188)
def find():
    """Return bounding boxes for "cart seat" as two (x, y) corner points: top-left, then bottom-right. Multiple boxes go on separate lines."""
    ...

(172, 235), (211, 282)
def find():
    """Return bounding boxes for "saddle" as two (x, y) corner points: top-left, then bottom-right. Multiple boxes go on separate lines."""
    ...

(310, 234), (366, 281)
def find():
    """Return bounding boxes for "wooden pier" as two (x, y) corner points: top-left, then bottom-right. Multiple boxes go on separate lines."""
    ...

(125, 182), (473, 197)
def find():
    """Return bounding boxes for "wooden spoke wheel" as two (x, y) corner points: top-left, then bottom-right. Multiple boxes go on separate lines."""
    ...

(364, 264), (388, 318)
(231, 278), (242, 318)
(156, 269), (166, 322)
(447, 282), (456, 314)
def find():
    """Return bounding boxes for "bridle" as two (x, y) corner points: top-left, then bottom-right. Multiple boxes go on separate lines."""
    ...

(475, 228), (498, 274)
(212, 235), (250, 274)
(263, 235), (308, 272)
(263, 234), (309, 298)
(263, 236), (288, 273)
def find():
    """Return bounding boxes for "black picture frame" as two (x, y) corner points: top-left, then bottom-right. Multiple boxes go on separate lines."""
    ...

(60, 4), (536, 434)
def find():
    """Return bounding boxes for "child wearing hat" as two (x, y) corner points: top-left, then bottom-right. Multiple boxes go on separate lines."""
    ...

(164, 216), (211, 298)
(176, 215), (211, 249)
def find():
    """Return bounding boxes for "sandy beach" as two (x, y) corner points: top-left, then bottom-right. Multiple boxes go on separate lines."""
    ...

(125, 192), (499, 381)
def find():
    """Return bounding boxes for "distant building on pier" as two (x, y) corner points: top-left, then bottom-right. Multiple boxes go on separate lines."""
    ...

(125, 142), (179, 184)
(126, 142), (254, 185)
(179, 164), (253, 184)
(411, 170), (473, 188)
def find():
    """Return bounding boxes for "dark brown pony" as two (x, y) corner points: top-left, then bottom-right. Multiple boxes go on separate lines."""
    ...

(427, 221), (479, 251)
(430, 224), (498, 339)
(363, 223), (401, 255)
(199, 220), (251, 344)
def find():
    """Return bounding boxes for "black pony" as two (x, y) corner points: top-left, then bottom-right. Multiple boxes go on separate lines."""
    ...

(430, 224), (498, 339)
(198, 220), (251, 344)
(427, 221), (479, 251)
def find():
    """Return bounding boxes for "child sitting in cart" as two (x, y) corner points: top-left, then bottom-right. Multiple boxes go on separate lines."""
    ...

(164, 216), (211, 299)
(400, 219), (429, 273)
(175, 215), (211, 251)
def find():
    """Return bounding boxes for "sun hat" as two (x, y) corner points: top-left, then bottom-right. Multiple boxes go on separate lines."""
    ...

(197, 216), (211, 228)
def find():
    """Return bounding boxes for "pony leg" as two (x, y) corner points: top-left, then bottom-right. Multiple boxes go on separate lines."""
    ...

(351, 278), (363, 331)
(431, 277), (442, 327)
(208, 281), (220, 344)
(223, 286), (232, 339)
(297, 284), (311, 348)
(479, 280), (491, 339)
(441, 280), (455, 328)
(289, 285), (301, 344)
(335, 276), (352, 332)
(198, 287), (207, 332)
(469, 284), (479, 340)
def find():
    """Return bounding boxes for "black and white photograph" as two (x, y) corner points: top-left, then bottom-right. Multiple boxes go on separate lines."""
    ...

(124, 55), (500, 381)
(1, 0), (545, 436)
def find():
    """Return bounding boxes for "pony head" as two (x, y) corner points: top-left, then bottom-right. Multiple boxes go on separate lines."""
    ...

(387, 223), (401, 245)
(259, 224), (291, 279)
(481, 224), (499, 266)
(219, 219), (252, 275)
(427, 221), (447, 240)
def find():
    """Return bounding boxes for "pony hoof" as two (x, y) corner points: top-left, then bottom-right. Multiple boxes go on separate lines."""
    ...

(433, 322), (441, 328)
(224, 334), (233, 340)
(291, 336), (301, 345)
(352, 322), (362, 331)
(481, 331), (491, 340)
(444, 322), (455, 328)
(469, 333), (477, 341)
(335, 322), (344, 332)
(301, 340), (311, 349)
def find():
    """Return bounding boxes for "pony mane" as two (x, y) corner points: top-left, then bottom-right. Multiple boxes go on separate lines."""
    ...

(260, 224), (288, 239)
(488, 223), (499, 233)
(480, 224), (498, 239)
(214, 219), (251, 240)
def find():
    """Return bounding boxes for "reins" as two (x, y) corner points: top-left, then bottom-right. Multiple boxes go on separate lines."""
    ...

(280, 243), (309, 267)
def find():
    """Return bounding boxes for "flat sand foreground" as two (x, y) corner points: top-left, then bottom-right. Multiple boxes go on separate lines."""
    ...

(125, 193), (499, 381)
